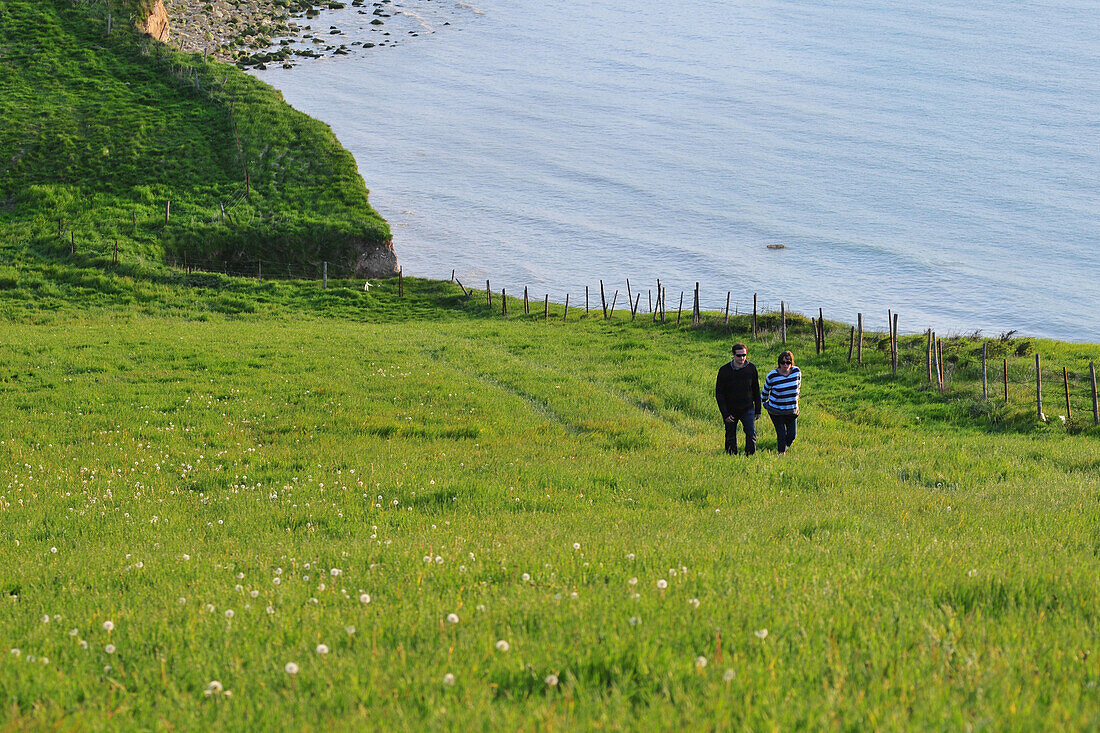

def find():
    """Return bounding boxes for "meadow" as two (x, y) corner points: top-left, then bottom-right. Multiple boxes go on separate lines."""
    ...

(3, 271), (1099, 729)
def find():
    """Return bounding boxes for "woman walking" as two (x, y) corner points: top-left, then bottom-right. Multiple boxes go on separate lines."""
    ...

(761, 351), (801, 455)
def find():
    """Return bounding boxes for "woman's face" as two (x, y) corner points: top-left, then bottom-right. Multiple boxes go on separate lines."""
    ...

(777, 358), (793, 375)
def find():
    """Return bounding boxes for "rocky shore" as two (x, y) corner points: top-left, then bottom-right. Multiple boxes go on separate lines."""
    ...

(161, 0), (321, 65)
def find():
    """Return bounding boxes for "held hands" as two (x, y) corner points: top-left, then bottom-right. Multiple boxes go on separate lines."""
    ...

(725, 415), (737, 423)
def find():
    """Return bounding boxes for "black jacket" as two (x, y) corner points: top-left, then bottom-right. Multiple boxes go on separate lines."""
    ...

(715, 361), (761, 420)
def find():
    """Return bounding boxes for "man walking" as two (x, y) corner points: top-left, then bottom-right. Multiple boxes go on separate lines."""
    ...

(715, 343), (761, 455)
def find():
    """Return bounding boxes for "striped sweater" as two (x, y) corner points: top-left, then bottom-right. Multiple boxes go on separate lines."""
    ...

(761, 367), (801, 415)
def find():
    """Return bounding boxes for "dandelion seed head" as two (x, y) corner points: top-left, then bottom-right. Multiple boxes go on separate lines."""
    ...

(695, 656), (707, 669)
(315, 644), (329, 655)
(545, 674), (559, 687)
(446, 613), (459, 624)
(442, 672), (455, 686)
(359, 593), (371, 604)
(754, 628), (769, 639)
(102, 621), (114, 632)
(656, 579), (668, 590)
(285, 661), (299, 674)
(104, 644), (116, 654)
(495, 640), (510, 652)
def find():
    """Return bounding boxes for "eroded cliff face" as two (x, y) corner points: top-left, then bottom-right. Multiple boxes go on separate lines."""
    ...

(138, 0), (170, 42)
(354, 238), (400, 279)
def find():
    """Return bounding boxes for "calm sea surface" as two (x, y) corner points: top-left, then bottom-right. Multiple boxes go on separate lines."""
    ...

(257, 0), (1099, 341)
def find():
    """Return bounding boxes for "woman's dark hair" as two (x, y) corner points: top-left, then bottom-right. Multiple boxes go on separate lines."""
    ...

(778, 350), (794, 366)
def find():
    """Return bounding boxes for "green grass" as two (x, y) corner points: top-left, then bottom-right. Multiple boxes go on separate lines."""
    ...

(0, 0), (388, 275)
(2, 270), (1099, 729)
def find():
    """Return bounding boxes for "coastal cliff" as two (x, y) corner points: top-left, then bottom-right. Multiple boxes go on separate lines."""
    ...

(0, 0), (397, 280)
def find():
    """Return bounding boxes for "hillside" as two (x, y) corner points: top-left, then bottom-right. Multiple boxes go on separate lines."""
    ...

(0, 0), (394, 278)
(1, 270), (1099, 729)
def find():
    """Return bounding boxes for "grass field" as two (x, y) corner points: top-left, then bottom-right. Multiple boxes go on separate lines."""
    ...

(2, 272), (1099, 729)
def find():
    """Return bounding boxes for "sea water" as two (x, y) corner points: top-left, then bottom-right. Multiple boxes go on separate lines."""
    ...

(256, 0), (1099, 341)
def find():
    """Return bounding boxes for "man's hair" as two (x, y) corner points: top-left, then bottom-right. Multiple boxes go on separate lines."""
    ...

(731, 343), (747, 354)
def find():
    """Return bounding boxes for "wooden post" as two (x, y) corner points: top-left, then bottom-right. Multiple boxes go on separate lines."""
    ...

(323, 261), (328, 289)
(586, 286), (590, 315)
(451, 269), (455, 283)
(524, 286), (529, 314)
(676, 292), (683, 325)
(1004, 358), (1009, 403)
(165, 200), (171, 224)
(600, 280), (607, 319)
(501, 288), (507, 317)
(1063, 366), (1072, 422)
(661, 287), (667, 324)
(780, 301), (786, 344)
(936, 337), (945, 392)
(891, 313), (899, 377)
(927, 330), (934, 384)
(724, 292), (730, 326)
(1035, 353), (1043, 420)
(632, 293), (640, 321)
(819, 308), (825, 351)
(609, 290), (618, 319)
(848, 326), (855, 362)
(692, 282), (700, 326)
(1090, 361), (1098, 424)
(544, 294), (549, 323)
(563, 294), (569, 322)
(981, 342), (988, 399)
(648, 289), (653, 317)
(486, 280), (491, 308)
(752, 294), (758, 339)
(626, 279), (632, 312)
(856, 313), (863, 363)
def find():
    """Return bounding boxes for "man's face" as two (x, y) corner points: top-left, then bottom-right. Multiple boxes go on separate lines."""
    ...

(732, 349), (748, 366)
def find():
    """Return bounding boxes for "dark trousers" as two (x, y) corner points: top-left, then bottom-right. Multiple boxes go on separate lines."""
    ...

(724, 409), (756, 455)
(768, 413), (797, 453)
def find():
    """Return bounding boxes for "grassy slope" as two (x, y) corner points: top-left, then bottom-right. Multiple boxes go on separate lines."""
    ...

(0, 0), (389, 274)
(1, 272), (1099, 729)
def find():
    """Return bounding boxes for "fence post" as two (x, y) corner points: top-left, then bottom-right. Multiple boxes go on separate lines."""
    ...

(524, 286), (529, 314)
(501, 288), (507, 317)
(632, 293), (640, 321)
(1090, 361), (1098, 424)
(725, 292), (730, 326)
(752, 294), (758, 339)
(323, 261), (328, 289)
(648, 289), (653, 316)
(927, 329), (934, 384)
(692, 282), (700, 326)
(1036, 353), (1043, 420)
(564, 294), (569, 322)
(1063, 366), (1072, 422)
(675, 292), (683, 325)
(819, 308), (825, 351)
(626, 279), (632, 312)
(451, 269), (455, 284)
(609, 290), (618, 319)
(856, 313), (863, 363)
(586, 286), (590, 315)
(661, 287), (667, 324)
(544, 294), (549, 323)
(981, 342), (988, 399)
(486, 280), (490, 308)
(600, 280), (607, 319)
(891, 313), (899, 376)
